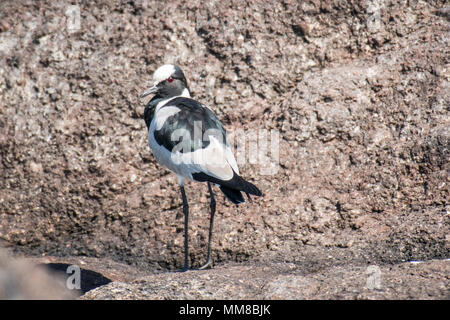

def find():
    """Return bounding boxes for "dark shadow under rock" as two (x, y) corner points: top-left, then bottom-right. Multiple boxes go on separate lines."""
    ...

(41, 263), (112, 295)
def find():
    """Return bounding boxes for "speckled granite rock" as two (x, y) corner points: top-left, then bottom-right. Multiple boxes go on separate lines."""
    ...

(81, 259), (449, 300)
(0, 0), (448, 299)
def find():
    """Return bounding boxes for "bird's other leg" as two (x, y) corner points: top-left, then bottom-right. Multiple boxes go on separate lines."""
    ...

(199, 182), (216, 270)
(179, 183), (190, 271)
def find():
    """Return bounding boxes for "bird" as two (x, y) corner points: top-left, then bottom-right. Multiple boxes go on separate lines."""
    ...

(140, 64), (262, 270)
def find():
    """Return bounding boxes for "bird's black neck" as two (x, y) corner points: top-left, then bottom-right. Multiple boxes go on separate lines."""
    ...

(144, 95), (163, 129)
(144, 89), (192, 129)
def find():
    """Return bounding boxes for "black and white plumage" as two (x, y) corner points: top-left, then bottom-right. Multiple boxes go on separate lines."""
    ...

(140, 64), (262, 270)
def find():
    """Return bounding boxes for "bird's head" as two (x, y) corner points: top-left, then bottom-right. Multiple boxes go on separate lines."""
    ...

(140, 64), (190, 100)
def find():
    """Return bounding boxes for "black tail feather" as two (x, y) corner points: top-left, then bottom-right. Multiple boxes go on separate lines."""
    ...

(192, 171), (263, 205)
(235, 176), (262, 197)
(219, 186), (245, 204)
(192, 172), (262, 197)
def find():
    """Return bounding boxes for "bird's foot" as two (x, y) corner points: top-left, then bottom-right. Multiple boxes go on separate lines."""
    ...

(177, 260), (213, 271)
(178, 261), (191, 272)
(178, 267), (191, 272)
(198, 258), (213, 270)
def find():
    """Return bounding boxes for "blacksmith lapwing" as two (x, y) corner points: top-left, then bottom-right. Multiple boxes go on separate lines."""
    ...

(140, 64), (262, 270)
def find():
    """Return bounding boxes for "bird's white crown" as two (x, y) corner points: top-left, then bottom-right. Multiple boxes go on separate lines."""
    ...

(153, 64), (176, 84)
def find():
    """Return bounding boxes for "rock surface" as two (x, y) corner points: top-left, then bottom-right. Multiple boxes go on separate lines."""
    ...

(81, 259), (449, 300)
(0, 0), (448, 299)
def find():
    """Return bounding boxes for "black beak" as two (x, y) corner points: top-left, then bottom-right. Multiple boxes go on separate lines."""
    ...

(140, 85), (158, 98)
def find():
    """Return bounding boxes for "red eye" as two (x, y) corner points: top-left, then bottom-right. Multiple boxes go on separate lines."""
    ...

(167, 77), (174, 83)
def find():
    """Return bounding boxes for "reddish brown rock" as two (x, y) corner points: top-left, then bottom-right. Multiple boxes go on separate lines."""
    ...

(0, 0), (448, 299)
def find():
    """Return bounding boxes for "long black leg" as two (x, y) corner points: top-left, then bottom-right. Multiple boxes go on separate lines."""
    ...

(180, 185), (189, 271)
(199, 182), (215, 270)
